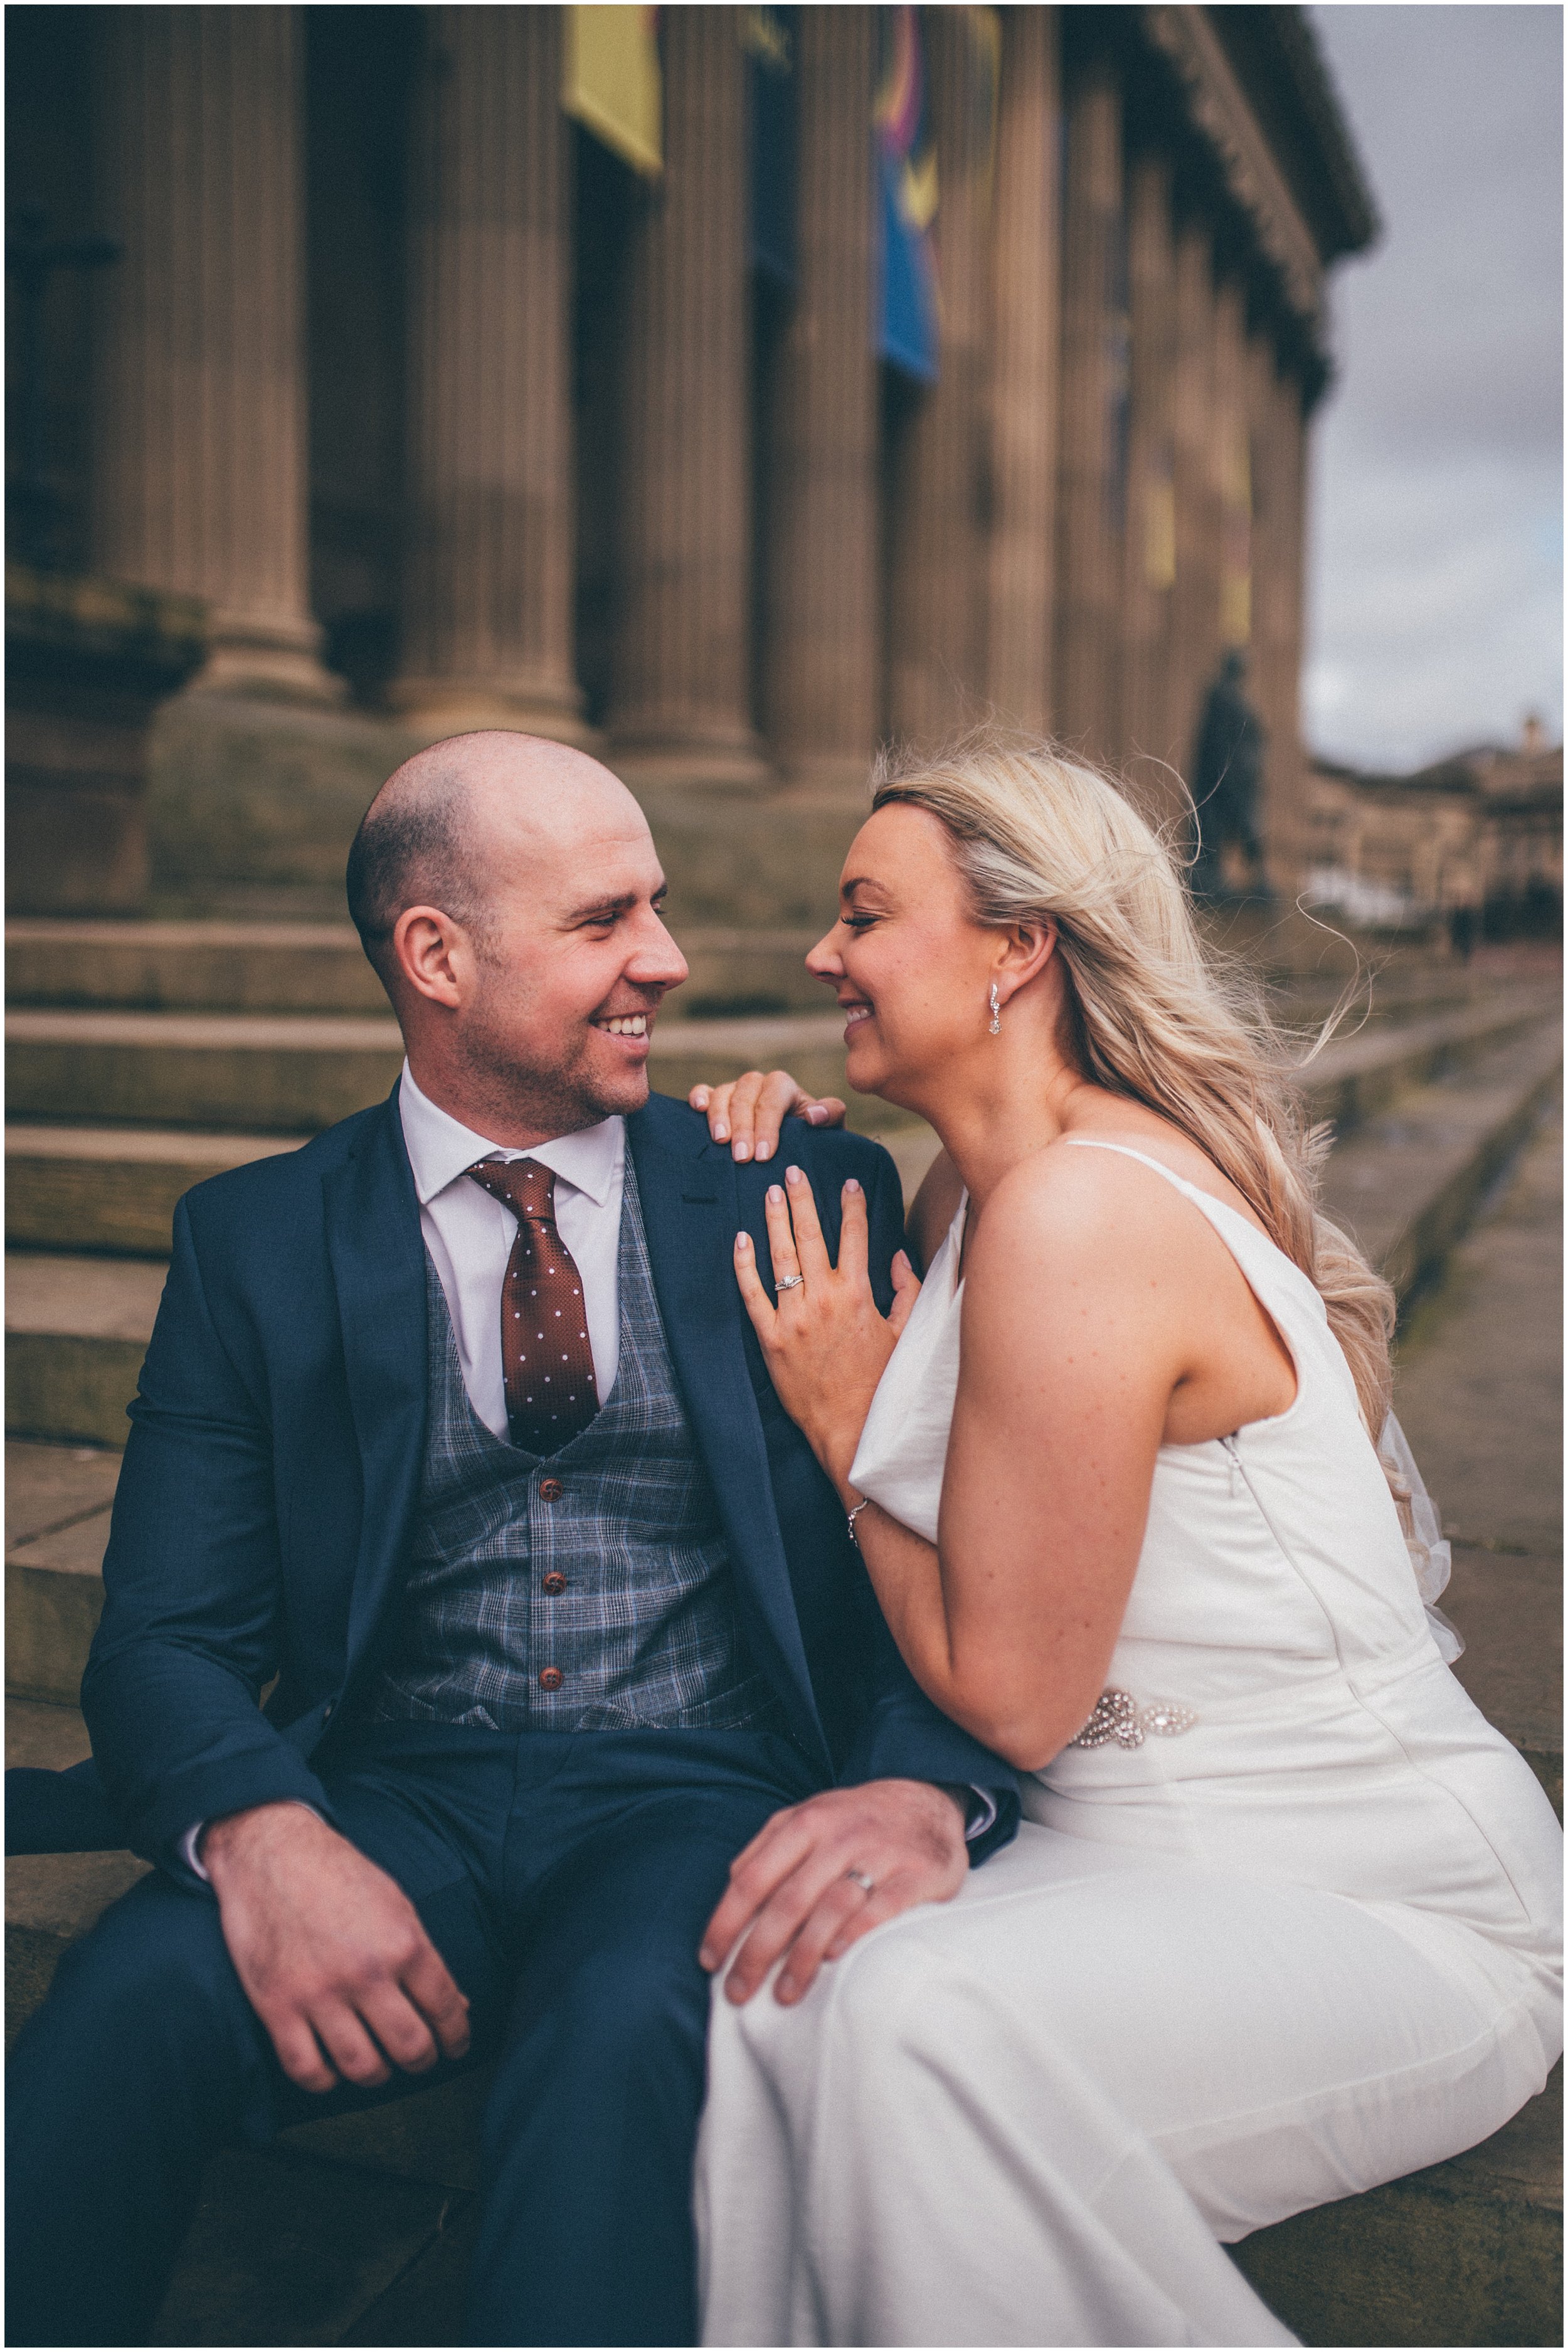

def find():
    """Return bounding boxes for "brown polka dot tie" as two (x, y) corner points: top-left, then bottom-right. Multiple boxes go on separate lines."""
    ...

(467, 1158), (599, 1454)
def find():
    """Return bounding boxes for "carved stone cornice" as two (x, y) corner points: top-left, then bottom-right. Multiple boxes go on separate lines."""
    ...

(1141, 6), (1323, 328)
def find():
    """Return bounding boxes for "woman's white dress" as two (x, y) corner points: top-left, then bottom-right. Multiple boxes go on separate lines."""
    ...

(697, 1142), (1562, 2348)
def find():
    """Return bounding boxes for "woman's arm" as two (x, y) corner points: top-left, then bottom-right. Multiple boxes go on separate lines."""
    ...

(738, 1152), (1187, 1772)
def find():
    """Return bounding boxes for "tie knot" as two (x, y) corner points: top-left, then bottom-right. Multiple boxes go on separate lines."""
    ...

(467, 1157), (556, 1224)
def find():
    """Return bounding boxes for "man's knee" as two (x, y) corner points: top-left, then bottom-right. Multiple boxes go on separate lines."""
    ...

(19, 1871), (254, 2082)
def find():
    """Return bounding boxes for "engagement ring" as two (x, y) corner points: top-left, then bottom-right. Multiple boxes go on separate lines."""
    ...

(845, 1868), (875, 1894)
(775, 1274), (805, 1291)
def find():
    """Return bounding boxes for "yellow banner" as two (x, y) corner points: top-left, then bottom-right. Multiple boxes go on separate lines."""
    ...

(563, 6), (662, 180)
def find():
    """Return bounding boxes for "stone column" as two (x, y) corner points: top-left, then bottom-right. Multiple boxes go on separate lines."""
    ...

(1249, 342), (1309, 892)
(885, 8), (994, 748)
(1213, 273), (1251, 662)
(760, 8), (878, 795)
(608, 7), (766, 789)
(91, 5), (339, 703)
(1052, 41), (1125, 762)
(1119, 147), (1179, 800)
(391, 6), (586, 740)
(1168, 213), (1220, 786)
(987, 6), (1061, 736)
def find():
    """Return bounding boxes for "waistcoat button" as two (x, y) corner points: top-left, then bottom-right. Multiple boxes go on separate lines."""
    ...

(541, 1571), (567, 1595)
(538, 1476), (564, 1502)
(538, 1666), (564, 1691)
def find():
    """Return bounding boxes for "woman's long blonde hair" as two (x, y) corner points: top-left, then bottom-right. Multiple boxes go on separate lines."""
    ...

(871, 726), (1395, 1435)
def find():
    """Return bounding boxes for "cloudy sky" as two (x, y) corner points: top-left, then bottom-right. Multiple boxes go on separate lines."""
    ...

(1303, 4), (1562, 771)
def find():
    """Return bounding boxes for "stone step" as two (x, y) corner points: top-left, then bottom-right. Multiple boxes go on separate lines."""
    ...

(6, 1124), (302, 1257)
(5, 1443), (120, 1705)
(6, 916), (830, 1020)
(1302, 988), (1559, 1133)
(6, 987), (1552, 1149)
(6, 1258), (169, 1453)
(1321, 1018), (1564, 1301)
(1233, 2062), (1562, 2347)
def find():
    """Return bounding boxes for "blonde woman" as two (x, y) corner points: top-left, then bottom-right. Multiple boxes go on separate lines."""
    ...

(688, 731), (1561, 2348)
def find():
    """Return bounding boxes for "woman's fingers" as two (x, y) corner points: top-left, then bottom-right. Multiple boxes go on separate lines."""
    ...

(781, 1165), (834, 1281)
(762, 1185), (805, 1295)
(887, 1248), (923, 1336)
(835, 1176), (871, 1286)
(733, 1232), (779, 1341)
(687, 1073), (849, 1160)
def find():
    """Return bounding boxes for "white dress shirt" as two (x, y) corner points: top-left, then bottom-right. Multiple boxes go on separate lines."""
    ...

(398, 1062), (627, 1432)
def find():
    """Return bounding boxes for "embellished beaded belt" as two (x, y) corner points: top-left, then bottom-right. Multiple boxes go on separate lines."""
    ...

(1069, 1690), (1197, 1749)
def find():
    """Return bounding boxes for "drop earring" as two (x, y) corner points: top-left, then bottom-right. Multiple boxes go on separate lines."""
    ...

(988, 983), (1001, 1036)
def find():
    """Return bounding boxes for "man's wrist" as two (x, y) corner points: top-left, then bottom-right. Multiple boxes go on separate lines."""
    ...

(198, 1799), (326, 1883)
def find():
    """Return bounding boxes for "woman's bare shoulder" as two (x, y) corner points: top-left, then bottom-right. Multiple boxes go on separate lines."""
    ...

(975, 1131), (1198, 1268)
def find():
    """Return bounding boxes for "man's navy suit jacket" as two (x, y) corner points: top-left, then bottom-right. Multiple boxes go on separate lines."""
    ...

(78, 1086), (1019, 1875)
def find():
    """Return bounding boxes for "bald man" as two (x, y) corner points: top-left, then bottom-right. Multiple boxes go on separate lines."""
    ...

(8, 735), (1016, 2348)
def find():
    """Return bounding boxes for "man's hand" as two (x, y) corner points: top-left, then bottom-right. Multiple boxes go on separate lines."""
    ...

(201, 1801), (471, 2094)
(698, 1780), (967, 2007)
(689, 1069), (847, 1163)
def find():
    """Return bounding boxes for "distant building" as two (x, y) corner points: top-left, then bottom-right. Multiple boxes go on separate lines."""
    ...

(1304, 726), (1564, 938)
(6, 4), (1374, 915)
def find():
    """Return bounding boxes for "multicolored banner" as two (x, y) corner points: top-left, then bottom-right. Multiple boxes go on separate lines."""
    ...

(563, 5), (662, 180)
(742, 6), (798, 284)
(875, 5), (939, 383)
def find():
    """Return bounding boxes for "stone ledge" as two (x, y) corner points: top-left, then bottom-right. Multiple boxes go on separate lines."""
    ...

(1232, 2063), (1562, 2348)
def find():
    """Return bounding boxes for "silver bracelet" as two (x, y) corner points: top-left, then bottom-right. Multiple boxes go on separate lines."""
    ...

(846, 1498), (872, 1547)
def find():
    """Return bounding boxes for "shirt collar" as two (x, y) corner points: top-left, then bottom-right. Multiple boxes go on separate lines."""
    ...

(398, 1061), (625, 1210)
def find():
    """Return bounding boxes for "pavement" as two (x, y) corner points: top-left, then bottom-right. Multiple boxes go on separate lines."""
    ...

(1391, 1104), (1562, 1792)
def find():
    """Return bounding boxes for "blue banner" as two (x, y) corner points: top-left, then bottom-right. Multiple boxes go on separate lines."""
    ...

(875, 5), (938, 382)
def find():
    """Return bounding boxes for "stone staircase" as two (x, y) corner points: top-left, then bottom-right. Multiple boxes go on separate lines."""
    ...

(5, 916), (1562, 2346)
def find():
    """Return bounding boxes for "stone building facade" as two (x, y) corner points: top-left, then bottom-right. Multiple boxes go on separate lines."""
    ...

(6, 4), (1373, 913)
(1305, 726), (1564, 938)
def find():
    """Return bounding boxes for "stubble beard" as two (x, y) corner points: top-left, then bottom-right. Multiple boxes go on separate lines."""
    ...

(453, 985), (649, 1139)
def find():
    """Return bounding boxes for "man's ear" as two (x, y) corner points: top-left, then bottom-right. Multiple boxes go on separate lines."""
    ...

(393, 905), (470, 1009)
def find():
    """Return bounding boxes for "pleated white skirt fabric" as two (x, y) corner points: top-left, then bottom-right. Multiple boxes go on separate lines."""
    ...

(697, 1825), (1552, 2348)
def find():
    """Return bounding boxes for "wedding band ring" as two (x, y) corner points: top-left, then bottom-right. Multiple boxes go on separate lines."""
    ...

(845, 1868), (875, 1894)
(775, 1273), (805, 1291)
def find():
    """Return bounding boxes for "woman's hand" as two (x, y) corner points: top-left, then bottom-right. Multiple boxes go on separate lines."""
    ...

(690, 1070), (847, 1162)
(734, 1165), (919, 1494)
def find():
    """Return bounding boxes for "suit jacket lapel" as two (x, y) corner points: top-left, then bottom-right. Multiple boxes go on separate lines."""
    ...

(628, 1101), (829, 1768)
(324, 1086), (429, 1678)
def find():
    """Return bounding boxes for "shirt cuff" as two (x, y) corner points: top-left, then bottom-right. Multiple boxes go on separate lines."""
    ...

(938, 1783), (999, 1843)
(181, 1801), (324, 1882)
(960, 1786), (999, 1843)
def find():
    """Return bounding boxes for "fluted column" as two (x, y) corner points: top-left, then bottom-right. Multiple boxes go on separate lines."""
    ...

(761, 8), (877, 795)
(987, 6), (1061, 735)
(1169, 214), (1220, 784)
(1213, 274), (1251, 662)
(391, 6), (585, 739)
(1053, 42), (1125, 761)
(92, 5), (339, 703)
(1249, 343), (1309, 892)
(885, 9), (994, 748)
(609, 8), (766, 788)
(1120, 147), (1179, 798)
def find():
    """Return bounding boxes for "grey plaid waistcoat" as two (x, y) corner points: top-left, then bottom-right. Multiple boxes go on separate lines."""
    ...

(370, 1154), (785, 1734)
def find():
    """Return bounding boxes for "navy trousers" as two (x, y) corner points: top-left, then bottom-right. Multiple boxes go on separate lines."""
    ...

(7, 1723), (817, 2348)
